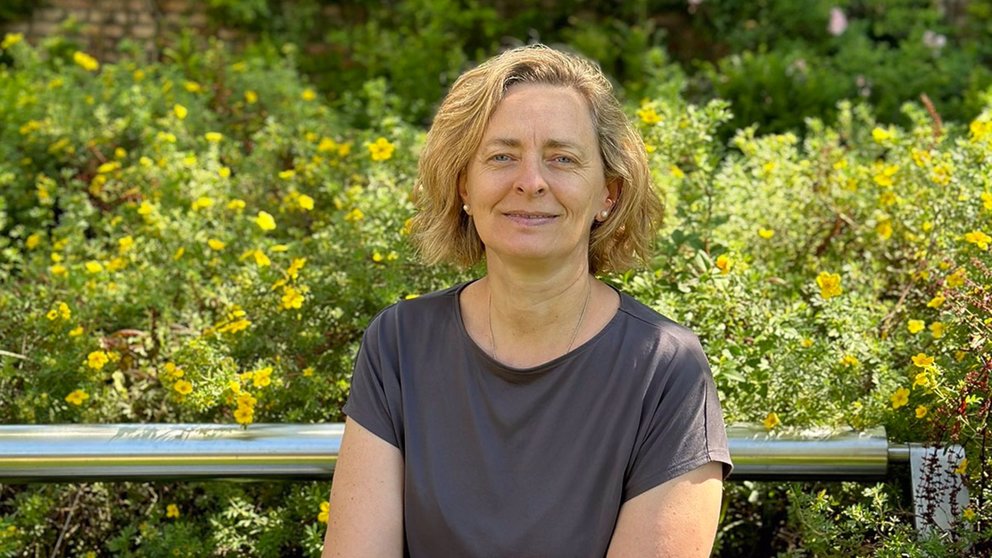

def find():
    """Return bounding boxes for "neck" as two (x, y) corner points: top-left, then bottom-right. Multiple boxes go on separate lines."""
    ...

(485, 259), (591, 327)
(484, 261), (593, 365)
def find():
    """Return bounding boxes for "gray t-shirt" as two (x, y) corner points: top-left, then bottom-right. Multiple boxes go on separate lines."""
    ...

(343, 281), (732, 557)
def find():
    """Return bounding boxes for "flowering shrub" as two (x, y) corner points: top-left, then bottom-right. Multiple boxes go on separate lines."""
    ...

(1, 34), (990, 556)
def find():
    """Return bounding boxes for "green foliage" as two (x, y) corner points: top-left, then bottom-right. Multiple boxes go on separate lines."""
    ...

(2, 23), (992, 557)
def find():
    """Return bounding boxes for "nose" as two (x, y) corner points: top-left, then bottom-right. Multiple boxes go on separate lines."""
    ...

(514, 156), (547, 196)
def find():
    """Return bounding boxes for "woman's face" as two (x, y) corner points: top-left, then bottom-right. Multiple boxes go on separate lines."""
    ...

(460, 84), (613, 272)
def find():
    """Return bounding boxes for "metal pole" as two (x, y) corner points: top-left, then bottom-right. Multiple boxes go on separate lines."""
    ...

(0, 423), (342, 483)
(724, 424), (890, 480)
(0, 422), (899, 483)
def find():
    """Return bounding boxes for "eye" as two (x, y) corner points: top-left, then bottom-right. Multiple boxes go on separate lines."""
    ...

(489, 153), (512, 162)
(552, 155), (576, 164)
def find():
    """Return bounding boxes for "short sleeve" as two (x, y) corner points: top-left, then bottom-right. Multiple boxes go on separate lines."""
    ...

(341, 309), (404, 451)
(623, 330), (732, 502)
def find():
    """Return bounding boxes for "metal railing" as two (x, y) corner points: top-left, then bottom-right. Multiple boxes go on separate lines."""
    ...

(0, 422), (968, 532)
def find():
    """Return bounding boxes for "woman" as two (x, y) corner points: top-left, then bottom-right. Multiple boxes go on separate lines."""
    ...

(323, 45), (732, 557)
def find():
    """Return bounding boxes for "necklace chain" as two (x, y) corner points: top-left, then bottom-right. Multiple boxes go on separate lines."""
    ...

(487, 279), (592, 362)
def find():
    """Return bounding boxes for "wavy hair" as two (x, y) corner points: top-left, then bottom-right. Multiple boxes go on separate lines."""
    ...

(410, 44), (662, 274)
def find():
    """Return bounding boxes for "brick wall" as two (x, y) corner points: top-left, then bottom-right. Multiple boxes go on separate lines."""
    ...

(0, 0), (238, 61)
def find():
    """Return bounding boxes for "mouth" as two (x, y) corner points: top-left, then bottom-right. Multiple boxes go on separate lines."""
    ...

(502, 211), (559, 225)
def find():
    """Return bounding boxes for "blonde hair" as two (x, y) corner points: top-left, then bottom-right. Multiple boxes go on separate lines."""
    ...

(411, 44), (663, 274)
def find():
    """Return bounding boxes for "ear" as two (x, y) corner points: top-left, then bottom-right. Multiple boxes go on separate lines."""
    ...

(457, 171), (469, 204)
(604, 177), (621, 211)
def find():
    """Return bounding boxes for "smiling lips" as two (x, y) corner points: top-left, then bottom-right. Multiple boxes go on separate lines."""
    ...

(503, 211), (559, 225)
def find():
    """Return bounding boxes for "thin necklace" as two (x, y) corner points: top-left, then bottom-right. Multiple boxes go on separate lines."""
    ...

(488, 278), (592, 362)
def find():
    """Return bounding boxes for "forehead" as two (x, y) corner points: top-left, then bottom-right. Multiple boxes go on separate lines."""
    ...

(481, 84), (597, 146)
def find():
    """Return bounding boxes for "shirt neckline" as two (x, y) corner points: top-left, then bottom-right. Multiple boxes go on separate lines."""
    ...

(451, 279), (628, 379)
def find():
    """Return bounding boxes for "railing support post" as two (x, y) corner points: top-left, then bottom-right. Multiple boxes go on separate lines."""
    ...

(907, 444), (970, 534)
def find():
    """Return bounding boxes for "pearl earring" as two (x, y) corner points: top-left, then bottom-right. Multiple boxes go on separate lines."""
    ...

(463, 204), (470, 214)
(598, 209), (609, 221)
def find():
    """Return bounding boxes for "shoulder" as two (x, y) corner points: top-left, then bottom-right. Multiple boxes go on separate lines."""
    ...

(363, 282), (466, 340)
(614, 290), (705, 354)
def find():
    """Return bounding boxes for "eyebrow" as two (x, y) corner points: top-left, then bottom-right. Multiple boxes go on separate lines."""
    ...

(481, 137), (586, 152)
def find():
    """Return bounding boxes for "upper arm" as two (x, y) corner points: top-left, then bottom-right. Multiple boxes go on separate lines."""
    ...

(606, 461), (724, 558)
(322, 417), (404, 558)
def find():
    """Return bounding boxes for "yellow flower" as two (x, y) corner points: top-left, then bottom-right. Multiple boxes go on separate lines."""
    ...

(910, 148), (931, 167)
(954, 457), (968, 475)
(166, 504), (180, 518)
(73, 51), (100, 72)
(913, 371), (930, 389)
(85, 261), (104, 274)
(252, 367), (273, 388)
(757, 228), (775, 239)
(227, 199), (245, 212)
(301, 88), (317, 101)
(46, 309), (59, 321)
(912, 353), (935, 368)
(344, 208), (364, 222)
(252, 249), (271, 267)
(69, 326), (84, 337)
(317, 501), (330, 523)
(871, 127), (893, 143)
(183, 80), (202, 93)
(890, 387), (910, 409)
(281, 286), (304, 310)
(926, 294), (945, 308)
(255, 211), (277, 231)
(218, 166), (231, 178)
(303, 367), (315, 377)
(930, 163), (952, 186)
(840, 354), (859, 367)
(87, 351), (109, 370)
(173, 247), (185, 260)
(915, 406), (928, 419)
(173, 379), (193, 395)
(815, 271), (842, 300)
(278, 169), (296, 180)
(207, 238), (226, 251)
(138, 201), (154, 216)
(26, 233), (42, 249)
(669, 165), (685, 179)
(298, 194), (315, 211)
(367, 137), (395, 161)
(636, 106), (662, 125)
(963, 508), (976, 522)
(715, 254), (732, 274)
(204, 132), (223, 143)
(762, 412), (781, 430)
(234, 406), (254, 425)
(245, 90), (258, 104)
(65, 389), (89, 406)
(236, 391), (257, 408)
(875, 220), (892, 240)
(50, 263), (68, 277)
(173, 104), (188, 120)
(2, 32), (24, 49)
(964, 230), (991, 250)
(800, 338), (814, 348)
(929, 322), (945, 339)
(946, 268), (966, 288)
(287, 258), (306, 280)
(982, 192), (992, 212)
(118, 235), (135, 253)
(907, 319), (925, 334)
(191, 196), (214, 211)
(97, 161), (121, 174)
